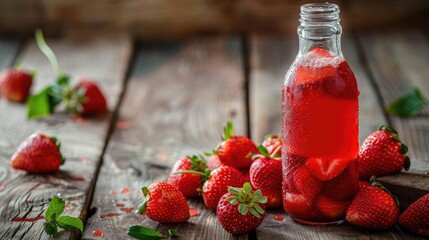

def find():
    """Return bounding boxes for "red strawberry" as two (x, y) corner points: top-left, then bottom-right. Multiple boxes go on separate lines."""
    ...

(346, 179), (400, 230)
(284, 166), (321, 216)
(202, 165), (245, 209)
(306, 157), (352, 181)
(216, 122), (257, 170)
(322, 160), (359, 201)
(207, 154), (222, 170)
(217, 183), (267, 235)
(240, 169), (250, 183)
(75, 79), (107, 116)
(249, 145), (282, 208)
(262, 134), (282, 157)
(0, 68), (33, 102)
(167, 155), (207, 198)
(11, 133), (64, 173)
(399, 194), (429, 237)
(315, 195), (349, 220)
(138, 182), (190, 223)
(358, 125), (410, 180)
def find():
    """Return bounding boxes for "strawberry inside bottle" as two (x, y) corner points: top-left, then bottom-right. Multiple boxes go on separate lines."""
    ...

(282, 3), (359, 225)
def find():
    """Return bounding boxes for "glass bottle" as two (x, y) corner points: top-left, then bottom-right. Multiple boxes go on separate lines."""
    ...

(282, 3), (359, 225)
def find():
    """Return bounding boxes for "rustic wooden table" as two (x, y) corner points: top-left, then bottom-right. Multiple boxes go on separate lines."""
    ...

(0, 30), (428, 240)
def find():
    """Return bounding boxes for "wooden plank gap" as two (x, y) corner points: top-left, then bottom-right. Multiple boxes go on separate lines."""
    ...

(241, 34), (252, 138)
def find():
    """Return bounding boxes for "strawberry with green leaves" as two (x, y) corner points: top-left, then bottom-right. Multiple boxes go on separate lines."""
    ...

(346, 177), (400, 230)
(249, 145), (282, 208)
(138, 182), (190, 223)
(207, 154), (222, 170)
(358, 125), (410, 180)
(27, 29), (107, 119)
(0, 68), (33, 102)
(399, 193), (429, 237)
(215, 122), (257, 170)
(217, 183), (267, 235)
(168, 155), (207, 198)
(11, 133), (65, 173)
(44, 196), (83, 237)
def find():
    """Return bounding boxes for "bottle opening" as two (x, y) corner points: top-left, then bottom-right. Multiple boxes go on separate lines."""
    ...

(300, 3), (340, 24)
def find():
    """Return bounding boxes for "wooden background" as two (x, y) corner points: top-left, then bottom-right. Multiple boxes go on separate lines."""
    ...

(0, 0), (429, 39)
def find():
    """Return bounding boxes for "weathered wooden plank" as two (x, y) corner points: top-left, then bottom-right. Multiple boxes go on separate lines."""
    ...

(358, 31), (429, 174)
(0, 36), (132, 239)
(82, 38), (248, 239)
(1, 0), (429, 38)
(249, 34), (425, 239)
(0, 38), (21, 69)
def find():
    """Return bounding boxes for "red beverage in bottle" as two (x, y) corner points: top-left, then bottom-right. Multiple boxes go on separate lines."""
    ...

(282, 3), (359, 225)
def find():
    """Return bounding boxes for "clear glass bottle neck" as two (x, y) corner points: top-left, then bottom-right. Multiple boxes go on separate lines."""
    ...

(297, 3), (343, 57)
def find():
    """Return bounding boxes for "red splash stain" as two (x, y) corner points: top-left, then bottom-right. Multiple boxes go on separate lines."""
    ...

(25, 200), (33, 204)
(92, 229), (104, 237)
(109, 190), (117, 195)
(120, 187), (130, 194)
(0, 184), (4, 191)
(100, 213), (122, 218)
(65, 203), (71, 210)
(189, 208), (200, 217)
(273, 214), (285, 221)
(120, 207), (134, 213)
(80, 157), (88, 163)
(115, 203), (125, 207)
(157, 152), (167, 161)
(116, 119), (131, 129)
(71, 176), (85, 181)
(11, 216), (44, 222)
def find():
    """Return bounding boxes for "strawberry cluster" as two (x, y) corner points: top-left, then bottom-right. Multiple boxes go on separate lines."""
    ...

(0, 30), (107, 119)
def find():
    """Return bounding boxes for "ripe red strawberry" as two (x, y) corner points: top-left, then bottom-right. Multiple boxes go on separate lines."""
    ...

(346, 179), (399, 230)
(240, 169), (250, 183)
(262, 134), (282, 157)
(322, 160), (359, 201)
(358, 125), (410, 180)
(0, 68), (33, 102)
(11, 133), (64, 173)
(138, 182), (190, 223)
(207, 154), (222, 170)
(249, 145), (282, 208)
(284, 166), (321, 216)
(167, 155), (207, 198)
(216, 122), (257, 170)
(75, 79), (107, 116)
(399, 194), (429, 237)
(306, 156), (352, 181)
(202, 165), (245, 209)
(217, 183), (267, 235)
(315, 195), (349, 220)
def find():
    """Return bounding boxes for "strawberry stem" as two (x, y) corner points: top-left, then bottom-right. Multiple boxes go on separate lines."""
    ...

(223, 122), (234, 141)
(369, 176), (400, 208)
(35, 29), (61, 77)
(378, 125), (398, 134)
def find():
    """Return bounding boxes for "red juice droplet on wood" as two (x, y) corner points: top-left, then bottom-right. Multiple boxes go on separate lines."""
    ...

(115, 203), (125, 207)
(0, 184), (4, 191)
(71, 176), (85, 181)
(120, 207), (134, 213)
(11, 216), (44, 222)
(116, 119), (131, 129)
(273, 214), (285, 221)
(189, 208), (200, 217)
(92, 229), (104, 237)
(99, 213), (122, 218)
(120, 187), (130, 194)
(109, 190), (117, 195)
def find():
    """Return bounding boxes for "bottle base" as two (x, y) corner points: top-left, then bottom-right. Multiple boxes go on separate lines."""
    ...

(291, 218), (344, 226)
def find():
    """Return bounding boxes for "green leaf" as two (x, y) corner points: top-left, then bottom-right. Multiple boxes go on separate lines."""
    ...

(57, 216), (83, 232)
(44, 221), (58, 237)
(238, 203), (248, 215)
(27, 86), (55, 119)
(45, 196), (65, 221)
(257, 145), (270, 158)
(243, 182), (252, 194)
(127, 225), (165, 240)
(248, 207), (261, 218)
(385, 88), (428, 117)
(253, 203), (265, 215)
(168, 229), (177, 236)
(223, 122), (234, 140)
